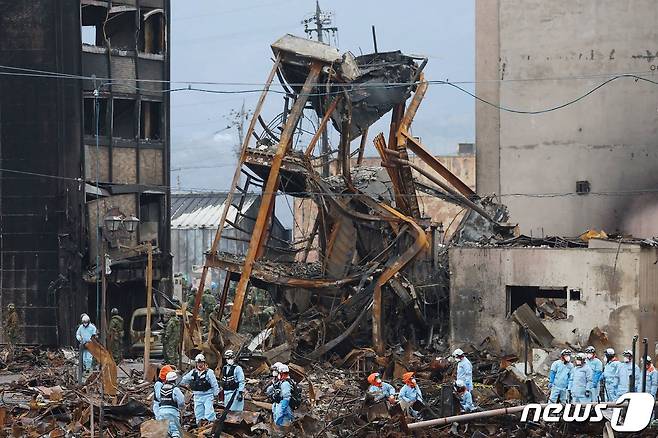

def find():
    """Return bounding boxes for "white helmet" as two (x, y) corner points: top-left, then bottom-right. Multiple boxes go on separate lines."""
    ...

(166, 371), (178, 382)
(452, 348), (464, 357)
(647, 356), (653, 363)
(224, 350), (234, 359)
(278, 364), (290, 373)
(605, 348), (615, 356)
(195, 353), (206, 363)
(81, 314), (90, 323)
(271, 361), (283, 370)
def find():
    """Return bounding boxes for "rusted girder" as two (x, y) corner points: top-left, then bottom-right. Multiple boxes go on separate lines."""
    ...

(304, 96), (342, 156)
(402, 130), (475, 198)
(229, 62), (323, 331)
(205, 252), (367, 289)
(369, 201), (428, 355)
(192, 54), (282, 329)
(391, 156), (498, 225)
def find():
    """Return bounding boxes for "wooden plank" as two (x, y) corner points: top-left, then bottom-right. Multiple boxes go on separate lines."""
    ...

(229, 62), (323, 331)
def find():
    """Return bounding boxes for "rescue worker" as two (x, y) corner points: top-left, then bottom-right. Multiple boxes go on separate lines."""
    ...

(616, 350), (641, 398)
(273, 364), (294, 427)
(644, 356), (658, 397)
(156, 371), (185, 438)
(602, 348), (621, 401)
(153, 364), (174, 419)
(453, 348), (473, 391)
(398, 372), (423, 419)
(548, 349), (573, 403)
(201, 290), (217, 329)
(265, 362), (284, 419)
(163, 313), (181, 365)
(569, 353), (593, 403)
(221, 349), (246, 412)
(107, 308), (124, 364)
(181, 353), (220, 426)
(4, 303), (19, 347)
(209, 304), (223, 324)
(454, 380), (477, 413)
(585, 346), (603, 402)
(76, 314), (98, 372)
(366, 372), (396, 403)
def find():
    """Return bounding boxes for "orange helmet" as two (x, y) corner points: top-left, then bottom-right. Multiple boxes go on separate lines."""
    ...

(402, 372), (415, 383)
(367, 372), (381, 386)
(159, 365), (174, 382)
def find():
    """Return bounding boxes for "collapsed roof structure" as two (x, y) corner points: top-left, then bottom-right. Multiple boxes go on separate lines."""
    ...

(186, 34), (514, 362)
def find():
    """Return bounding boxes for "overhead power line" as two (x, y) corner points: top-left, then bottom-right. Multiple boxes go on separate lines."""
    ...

(2, 166), (658, 200)
(1, 64), (656, 115)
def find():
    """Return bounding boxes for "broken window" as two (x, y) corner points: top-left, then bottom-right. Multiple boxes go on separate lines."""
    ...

(139, 10), (165, 54)
(81, 5), (106, 47)
(105, 8), (137, 51)
(84, 97), (109, 136)
(113, 99), (137, 139)
(507, 286), (568, 320)
(140, 101), (162, 140)
(139, 194), (163, 245)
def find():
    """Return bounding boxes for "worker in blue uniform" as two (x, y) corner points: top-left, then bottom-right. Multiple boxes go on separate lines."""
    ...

(220, 349), (246, 412)
(453, 348), (473, 391)
(616, 350), (640, 398)
(569, 353), (593, 403)
(180, 353), (220, 426)
(644, 356), (658, 397)
(585, 346), (603, 402)
(602, 348), (621, 402)
(76, 314), (97, 372)
(156, 371), (185, 437)
(548, 349), (573, 403)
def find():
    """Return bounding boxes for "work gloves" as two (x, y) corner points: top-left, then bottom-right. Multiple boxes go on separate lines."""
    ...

(585, 390), (591, 397)
(237, 392), (244, 402)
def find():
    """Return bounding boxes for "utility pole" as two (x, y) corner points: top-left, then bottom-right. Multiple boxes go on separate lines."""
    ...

(303, 1), (337, 177)
(143, 242), (153, 375)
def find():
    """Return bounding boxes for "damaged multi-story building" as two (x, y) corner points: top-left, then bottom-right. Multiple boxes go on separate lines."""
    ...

(0, 0), (171, 345)
(449, 0), (658, 360)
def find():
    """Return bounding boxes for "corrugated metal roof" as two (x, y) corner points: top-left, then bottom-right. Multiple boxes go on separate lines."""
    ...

(171, 192), (258, 229)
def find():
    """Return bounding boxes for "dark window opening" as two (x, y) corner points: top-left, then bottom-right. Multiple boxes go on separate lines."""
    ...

(81, 5), (106, 47)
(507, 286), (568, 320)
(569, 289), (581, 301)
(140, 101), (162, 140)
(139, 194), (163, 245)
(84, 97), (109, 136)
(113, 99), (137, 139)
(139, 11), (165, 54)
(105, 11), (137, 50)
(576, 180), (590, 195)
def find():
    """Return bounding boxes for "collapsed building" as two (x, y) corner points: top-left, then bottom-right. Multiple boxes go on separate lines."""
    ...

(185, 34), (514, 362)
(0, 0), (172, 346)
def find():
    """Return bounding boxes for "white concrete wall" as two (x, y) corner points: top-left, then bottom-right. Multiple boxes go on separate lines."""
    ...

(476, 0), (658, 238)
(449, 246), (652, 356)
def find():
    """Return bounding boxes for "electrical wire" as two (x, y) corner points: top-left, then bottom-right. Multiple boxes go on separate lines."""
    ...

(2, 63), (656, 85)
(2, 165), (658, 199)
(2, 64), (657, 114)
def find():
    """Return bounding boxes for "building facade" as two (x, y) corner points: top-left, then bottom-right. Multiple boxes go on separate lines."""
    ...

(449, 240), (658, 358)
(475, 0), (658, 238)
(0, 0), (171, 345)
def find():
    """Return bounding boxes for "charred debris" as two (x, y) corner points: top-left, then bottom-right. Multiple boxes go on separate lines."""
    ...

(184, 34), (515, 366)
